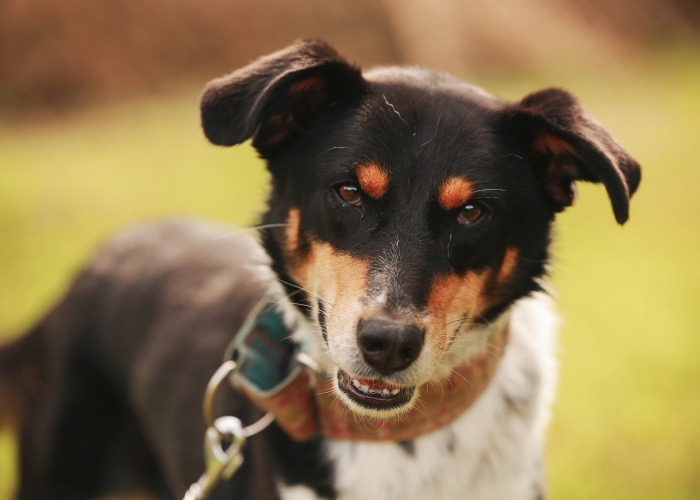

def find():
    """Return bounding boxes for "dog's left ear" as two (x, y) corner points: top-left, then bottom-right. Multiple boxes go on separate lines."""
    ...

(201, 39), (366, 154)
(504, 88), (641, 224)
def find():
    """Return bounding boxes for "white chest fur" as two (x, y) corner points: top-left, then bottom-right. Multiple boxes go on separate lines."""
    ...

(279, 293), (557, 500)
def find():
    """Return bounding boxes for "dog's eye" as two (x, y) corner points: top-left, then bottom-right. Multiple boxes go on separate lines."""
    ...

(337, 185), (361, 204)
(457, 202), (483, 225)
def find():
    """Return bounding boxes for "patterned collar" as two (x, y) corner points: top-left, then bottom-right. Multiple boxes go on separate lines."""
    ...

(227, 294), (509, 442)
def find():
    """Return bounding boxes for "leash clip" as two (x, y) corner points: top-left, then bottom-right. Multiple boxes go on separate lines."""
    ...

(183, 361), (274, 500)
(183, 416), (246, 500)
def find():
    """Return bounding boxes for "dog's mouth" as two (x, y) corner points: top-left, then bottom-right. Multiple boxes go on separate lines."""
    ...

(337, 369), (414, 410)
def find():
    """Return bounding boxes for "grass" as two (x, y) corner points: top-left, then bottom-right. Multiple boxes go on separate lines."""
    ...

(1, 50), (699, 499)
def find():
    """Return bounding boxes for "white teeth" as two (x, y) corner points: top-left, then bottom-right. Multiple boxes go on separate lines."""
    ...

(351, 378), (371, 393)
(349, 377), (401, 397)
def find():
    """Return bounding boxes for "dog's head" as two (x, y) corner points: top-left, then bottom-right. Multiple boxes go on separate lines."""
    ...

(201, 40), (640, 417)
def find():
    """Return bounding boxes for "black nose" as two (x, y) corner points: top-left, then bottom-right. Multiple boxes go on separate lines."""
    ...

(357, 318), (425, 373)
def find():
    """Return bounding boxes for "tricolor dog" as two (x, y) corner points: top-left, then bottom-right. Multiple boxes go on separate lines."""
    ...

(0, 40), (640, 500)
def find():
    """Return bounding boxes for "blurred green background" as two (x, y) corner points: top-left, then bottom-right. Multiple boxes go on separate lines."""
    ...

(1, 0), (700, 497)
(2, 50), (699, 499)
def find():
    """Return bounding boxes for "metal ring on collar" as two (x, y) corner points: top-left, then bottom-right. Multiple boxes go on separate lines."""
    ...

(203, 360), (275, 437)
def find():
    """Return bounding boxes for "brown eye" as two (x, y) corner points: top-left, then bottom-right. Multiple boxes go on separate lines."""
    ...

(457, 203), (483, 224)
(338, 185), (361, 204)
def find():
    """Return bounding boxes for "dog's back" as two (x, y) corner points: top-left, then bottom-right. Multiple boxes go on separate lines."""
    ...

(0, 220), (284, 498)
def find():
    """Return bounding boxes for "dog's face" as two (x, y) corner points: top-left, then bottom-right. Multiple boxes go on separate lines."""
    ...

(201, 40), (640, 417)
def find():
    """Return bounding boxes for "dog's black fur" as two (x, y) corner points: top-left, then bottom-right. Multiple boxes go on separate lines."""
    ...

(0, 40), (640, 500)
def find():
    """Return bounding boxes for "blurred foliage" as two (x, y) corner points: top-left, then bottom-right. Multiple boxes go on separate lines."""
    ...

(1, 0), (699, 111)
(1, 49), (699, 499)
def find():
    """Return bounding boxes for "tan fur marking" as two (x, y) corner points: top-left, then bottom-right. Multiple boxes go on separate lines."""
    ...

(286, 209), (301, 254)
(497, 248), (519, 284)
(255, 114), (293, 146)
(290, 76), (328, 115)
(426, 270), (491, 344)
(289, 76), (327, 101)
(313, 244), (369, 328)
(356, 164), (390, 199)
(290, 241), (370, 340)
(438, 177), (474, 211)
(533, 134), (576, 156)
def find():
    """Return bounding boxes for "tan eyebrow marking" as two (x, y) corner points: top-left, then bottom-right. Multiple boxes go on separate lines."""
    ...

(438, 177), (474, 211)
(356, 164), (390, 199)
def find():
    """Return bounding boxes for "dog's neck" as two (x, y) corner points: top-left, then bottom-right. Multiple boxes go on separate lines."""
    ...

(234, 286), (512, 442)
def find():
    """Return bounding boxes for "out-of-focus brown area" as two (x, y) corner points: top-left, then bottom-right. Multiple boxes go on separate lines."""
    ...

(0, 0), (699, 111)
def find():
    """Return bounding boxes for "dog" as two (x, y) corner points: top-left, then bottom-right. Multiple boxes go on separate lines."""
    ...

(0, 39), (640, 500)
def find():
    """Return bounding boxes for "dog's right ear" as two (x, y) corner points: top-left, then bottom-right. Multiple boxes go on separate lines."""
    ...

(201, 39), (366, 154)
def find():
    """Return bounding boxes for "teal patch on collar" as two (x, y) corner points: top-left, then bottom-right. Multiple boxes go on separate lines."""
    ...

(227, 297), (300, 394)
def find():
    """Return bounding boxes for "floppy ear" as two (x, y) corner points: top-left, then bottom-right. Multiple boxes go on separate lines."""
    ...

(200, 39), (366, 154)
(504, 88), (641, 224)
